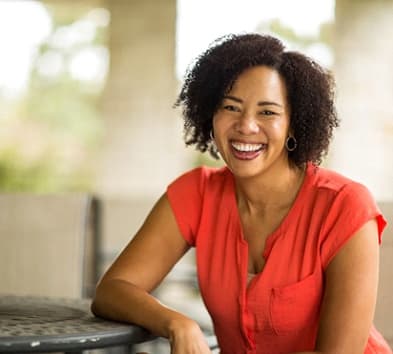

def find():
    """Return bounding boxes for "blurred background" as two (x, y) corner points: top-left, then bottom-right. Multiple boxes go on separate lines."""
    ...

(0, 0), (392, 352)
(1, 0), (392, 199)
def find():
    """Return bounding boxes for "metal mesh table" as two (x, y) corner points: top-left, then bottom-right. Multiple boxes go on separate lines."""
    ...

(0, 295), (155, 353)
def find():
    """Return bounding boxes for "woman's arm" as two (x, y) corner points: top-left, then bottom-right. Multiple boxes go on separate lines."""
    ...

(291, 219), (379, 354)
(91, 193), (212, 354)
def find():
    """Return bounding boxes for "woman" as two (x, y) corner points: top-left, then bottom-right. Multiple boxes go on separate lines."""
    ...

(92, 33), (391, 354)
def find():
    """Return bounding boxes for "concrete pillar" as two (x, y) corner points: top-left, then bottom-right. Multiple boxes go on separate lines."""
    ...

(330, 0), (393, 200)
(96, 0), (186, 199)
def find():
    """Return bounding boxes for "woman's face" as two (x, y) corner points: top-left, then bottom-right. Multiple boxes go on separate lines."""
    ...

(212, 65), (291, 180)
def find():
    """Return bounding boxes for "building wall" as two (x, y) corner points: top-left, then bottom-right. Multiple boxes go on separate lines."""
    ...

(331, 0), (393, 201)
(96, 0), (188, 200)
(94, 0), (198, 284)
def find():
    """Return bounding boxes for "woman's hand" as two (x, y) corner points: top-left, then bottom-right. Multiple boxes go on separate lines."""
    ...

(168, 317), (213, 354)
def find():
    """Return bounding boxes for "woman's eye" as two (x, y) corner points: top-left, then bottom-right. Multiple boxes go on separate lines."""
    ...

(223, 105), (239, 112)
(260, 110), (276, 116)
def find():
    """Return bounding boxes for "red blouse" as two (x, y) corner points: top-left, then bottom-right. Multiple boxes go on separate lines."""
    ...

(167, 163), (391, 354)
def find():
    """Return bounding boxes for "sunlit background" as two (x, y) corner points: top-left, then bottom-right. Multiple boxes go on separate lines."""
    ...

(0, 0), (339, 194)
(0, 0), (392, 199)
(0, 0), (334, 96)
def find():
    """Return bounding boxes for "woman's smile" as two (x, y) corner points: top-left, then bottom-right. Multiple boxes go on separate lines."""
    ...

(230, 140), (267, 160)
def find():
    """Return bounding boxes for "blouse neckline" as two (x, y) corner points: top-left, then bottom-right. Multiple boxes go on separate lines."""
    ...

(226, 162), (315, 259)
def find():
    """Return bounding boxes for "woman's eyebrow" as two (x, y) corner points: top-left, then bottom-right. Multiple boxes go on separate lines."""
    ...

(257, 101), (283, 108)
(223, 95), (283, 108)
(223, 95), (242, 103)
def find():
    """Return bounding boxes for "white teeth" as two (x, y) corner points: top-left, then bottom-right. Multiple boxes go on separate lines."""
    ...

(231, 142), (264, 152)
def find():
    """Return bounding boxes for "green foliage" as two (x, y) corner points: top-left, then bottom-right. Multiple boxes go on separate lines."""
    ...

(194, 151), (225, 169)
(0, 148), (91, 192)
(24, 72), (102, 146)
(256, 17), (334, 56)
(0, 3), (108, 192)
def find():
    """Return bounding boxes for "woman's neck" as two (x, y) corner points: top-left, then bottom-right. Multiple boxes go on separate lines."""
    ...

(234, 163), (306, 216)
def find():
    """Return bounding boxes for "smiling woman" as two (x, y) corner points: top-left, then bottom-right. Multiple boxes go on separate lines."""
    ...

(92, 33), (391, 354)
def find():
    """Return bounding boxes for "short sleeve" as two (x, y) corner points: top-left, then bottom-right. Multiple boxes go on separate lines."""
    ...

(166, 167), (206, 246)
(320, 182), (387, 269)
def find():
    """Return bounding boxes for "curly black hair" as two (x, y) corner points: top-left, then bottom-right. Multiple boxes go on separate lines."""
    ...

(174, 33), (339, 167)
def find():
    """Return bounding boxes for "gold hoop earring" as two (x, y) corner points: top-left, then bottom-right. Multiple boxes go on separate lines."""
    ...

(285, 136), (297, 151)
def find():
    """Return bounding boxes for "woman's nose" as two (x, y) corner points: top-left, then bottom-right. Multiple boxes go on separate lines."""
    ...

(235, 113), (259, 135)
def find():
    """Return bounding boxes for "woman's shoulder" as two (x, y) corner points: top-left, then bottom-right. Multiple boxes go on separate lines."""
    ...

(170, 165), (229, 187)
(307, 164), (379, 218)
(311, 164), (369, 196)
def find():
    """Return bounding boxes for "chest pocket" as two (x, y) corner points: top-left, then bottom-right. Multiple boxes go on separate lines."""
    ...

(269, 270), (323, 335)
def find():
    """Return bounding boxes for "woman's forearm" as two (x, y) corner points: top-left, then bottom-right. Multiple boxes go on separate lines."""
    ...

(91, 278), (197, 339)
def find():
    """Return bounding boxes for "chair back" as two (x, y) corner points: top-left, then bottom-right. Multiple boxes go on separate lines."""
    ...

(0, 193), (99, 298)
